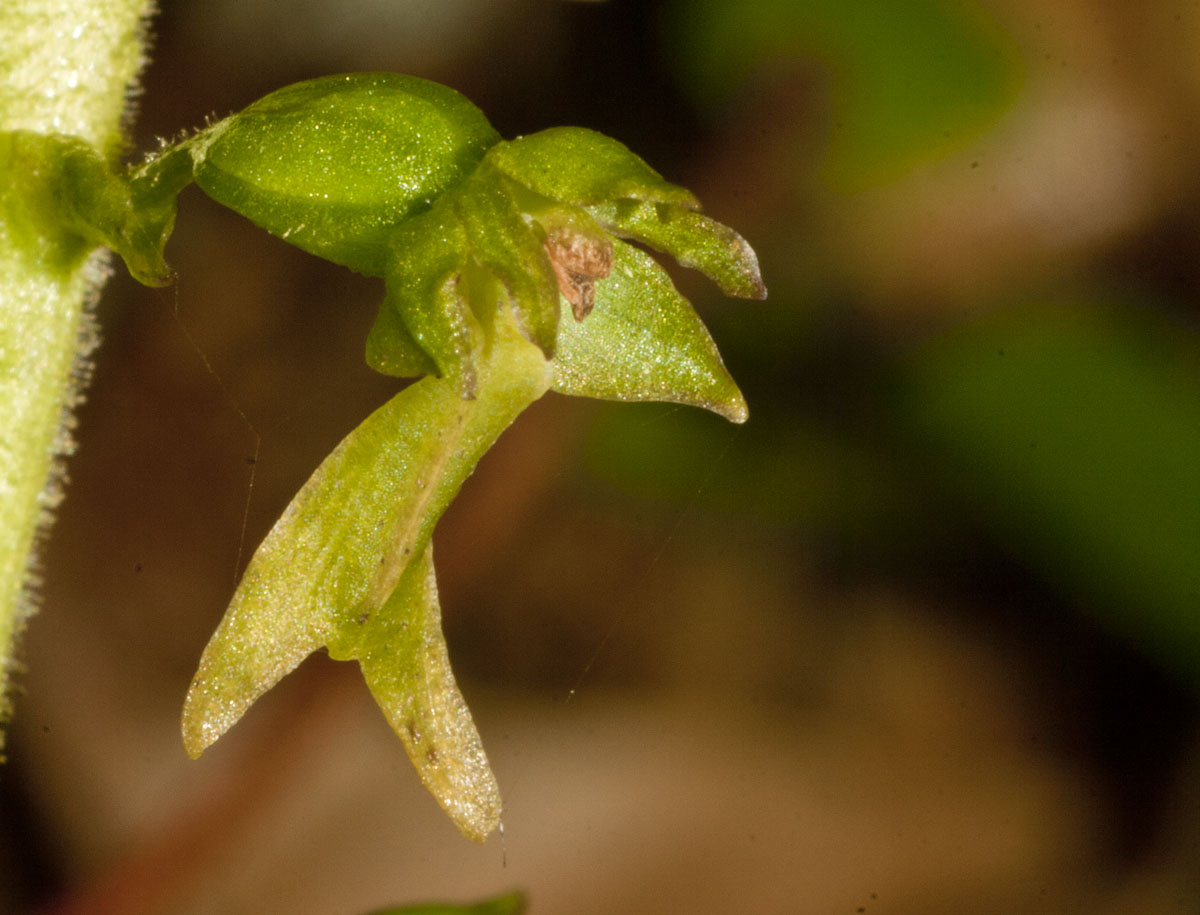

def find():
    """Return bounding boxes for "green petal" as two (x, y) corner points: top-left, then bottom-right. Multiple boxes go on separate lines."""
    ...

(338, 545), (501, 843)
(365, 297), (439, 379)
(551, 240), (748, 423)
(180, 380), (465, 759)
(486, 127), (699, 208)
(380, 205), (478, 393)
(590, 199), (766, 300)
(191, 73), (499, 277)
(182, 311), (553, 841)
(454, 172), (560, 359)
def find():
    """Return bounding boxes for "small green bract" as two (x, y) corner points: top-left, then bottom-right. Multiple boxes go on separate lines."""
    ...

(114, 72), (765, 841)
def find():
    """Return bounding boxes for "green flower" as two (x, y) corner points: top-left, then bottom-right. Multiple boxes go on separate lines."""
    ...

(109, 73), (764, 841)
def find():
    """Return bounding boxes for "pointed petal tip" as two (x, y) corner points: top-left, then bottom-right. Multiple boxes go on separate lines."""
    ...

(701, 373), (749, 424)
(726, 236), (767, 300)
(726, 273), (767, 301)
(180, 675), (244, 760)
(180, 713), (212, 760)
(717, 392), (749, 424)
(455, 807), (502, 843)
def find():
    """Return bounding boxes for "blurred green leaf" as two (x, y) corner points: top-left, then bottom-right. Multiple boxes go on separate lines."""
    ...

(364, 890), (526, 915)
(666, 0), (1022, 187)
(897, 304), (1200, 686)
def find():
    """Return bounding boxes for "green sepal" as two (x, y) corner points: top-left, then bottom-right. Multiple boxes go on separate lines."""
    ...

(329, 545), (501, 843)
(182, 309), (552, 841)
(179, 378), (483, 760)
(551, 240), (748, 423)
(365, 298), (439, 379)
(486, 126), (699, 208)
(379, 205), (477, 393)
(589, 199), (767, 301)
(190, 73), (500, 277)
(455, 172), (560, 360)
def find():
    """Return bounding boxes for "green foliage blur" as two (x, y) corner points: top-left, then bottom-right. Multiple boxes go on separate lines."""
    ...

(589, 0), (1200, 688)
(668, 0), (1022, 187)
(365, 889), (524, 915)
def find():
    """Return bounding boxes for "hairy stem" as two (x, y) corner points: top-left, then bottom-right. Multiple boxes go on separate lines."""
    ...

(0, 0), (154, 753)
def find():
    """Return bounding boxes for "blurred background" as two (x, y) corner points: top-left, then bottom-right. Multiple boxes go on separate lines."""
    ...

(3, 0), (1199, 912)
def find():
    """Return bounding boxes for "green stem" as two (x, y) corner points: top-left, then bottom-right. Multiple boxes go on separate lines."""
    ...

(0, 0), (154, 752)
